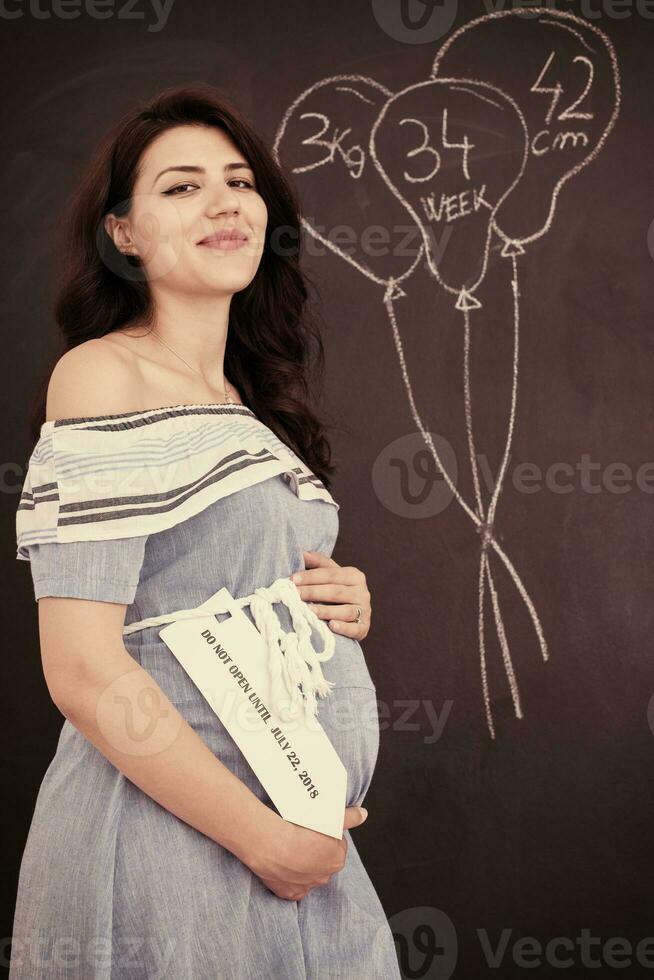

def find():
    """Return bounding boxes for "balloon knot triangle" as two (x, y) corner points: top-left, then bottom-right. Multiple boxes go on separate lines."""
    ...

(385, 281), (406, 301)
(501, 240), (526, 257)
(456, 289), (482, 311)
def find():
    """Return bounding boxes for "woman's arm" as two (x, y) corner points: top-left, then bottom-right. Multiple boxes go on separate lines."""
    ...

(40, 594), (281, 861)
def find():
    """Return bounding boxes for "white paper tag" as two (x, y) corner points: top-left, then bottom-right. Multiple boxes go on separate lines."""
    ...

(158, 587), (347, 839)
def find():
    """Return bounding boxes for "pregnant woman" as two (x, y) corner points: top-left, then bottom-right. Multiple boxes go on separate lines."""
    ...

(11, 83), (400, 979)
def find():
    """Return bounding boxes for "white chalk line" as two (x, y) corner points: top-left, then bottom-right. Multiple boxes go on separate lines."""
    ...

(464, 253), (546, 737)
(385, 266), (548, 738)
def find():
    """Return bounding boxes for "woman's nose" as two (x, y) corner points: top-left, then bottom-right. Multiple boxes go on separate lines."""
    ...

(205, 183), (241, 218)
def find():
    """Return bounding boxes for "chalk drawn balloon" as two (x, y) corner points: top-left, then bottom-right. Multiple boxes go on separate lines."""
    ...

(369, 78), (528, 308)
(273, 75), (423, 294)
(432, 7), (621, 247)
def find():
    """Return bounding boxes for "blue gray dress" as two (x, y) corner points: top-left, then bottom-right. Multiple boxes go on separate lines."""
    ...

(11, 403), (400, 980)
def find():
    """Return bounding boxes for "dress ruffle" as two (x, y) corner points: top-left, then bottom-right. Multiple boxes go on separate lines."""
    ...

(16, 402), (339, 559)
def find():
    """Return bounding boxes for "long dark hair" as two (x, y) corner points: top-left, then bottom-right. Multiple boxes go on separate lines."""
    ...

(29, 82), (337, 489)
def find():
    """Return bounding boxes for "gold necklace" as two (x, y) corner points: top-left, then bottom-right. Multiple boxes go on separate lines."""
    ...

(150, 329), (234, 404)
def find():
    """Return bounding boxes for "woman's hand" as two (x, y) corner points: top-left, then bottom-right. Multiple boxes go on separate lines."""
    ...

(290, 550), (372, 641)
(247, 805), (369, 901)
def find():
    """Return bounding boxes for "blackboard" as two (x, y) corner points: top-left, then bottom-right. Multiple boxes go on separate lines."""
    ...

(4, 4), (654, 978)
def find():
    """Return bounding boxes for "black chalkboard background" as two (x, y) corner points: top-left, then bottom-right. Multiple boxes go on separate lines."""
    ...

(3, 3), (653, 978)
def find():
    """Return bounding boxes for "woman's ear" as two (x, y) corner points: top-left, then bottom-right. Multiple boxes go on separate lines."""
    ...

(104, 212), (137, 257)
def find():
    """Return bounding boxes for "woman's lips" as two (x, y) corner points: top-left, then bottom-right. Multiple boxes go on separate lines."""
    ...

(198, 234), (248, 252)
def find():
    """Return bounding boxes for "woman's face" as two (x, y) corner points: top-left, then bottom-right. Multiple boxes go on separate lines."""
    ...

(108, 124), (268, 294)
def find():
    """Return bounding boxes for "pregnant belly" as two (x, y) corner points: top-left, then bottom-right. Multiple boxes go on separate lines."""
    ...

(314, 632), (380, 808)
(315, 683), (380, 809)
(130, 629), (380, 810)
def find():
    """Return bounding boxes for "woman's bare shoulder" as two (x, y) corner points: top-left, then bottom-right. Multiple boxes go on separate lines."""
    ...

(45, 338), (141, 422)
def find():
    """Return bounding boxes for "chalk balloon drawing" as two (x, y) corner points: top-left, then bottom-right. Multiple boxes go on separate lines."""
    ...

(370, 78), (542, 741)
(370, 77), (528, 307)
(273, 75), (423, 299)
(274, 10), (620, 739)
(432, 7), (621, 247)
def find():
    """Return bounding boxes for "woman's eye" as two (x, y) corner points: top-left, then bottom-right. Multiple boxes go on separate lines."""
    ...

(163, 179), (256, 196)
(163, 183), (196, 195)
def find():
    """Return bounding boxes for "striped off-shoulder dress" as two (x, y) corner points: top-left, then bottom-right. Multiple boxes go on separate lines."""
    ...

(11, 402), (400, 980)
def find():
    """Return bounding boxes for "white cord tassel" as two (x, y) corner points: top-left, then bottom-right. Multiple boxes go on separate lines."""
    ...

(248, 577), (336, 721)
